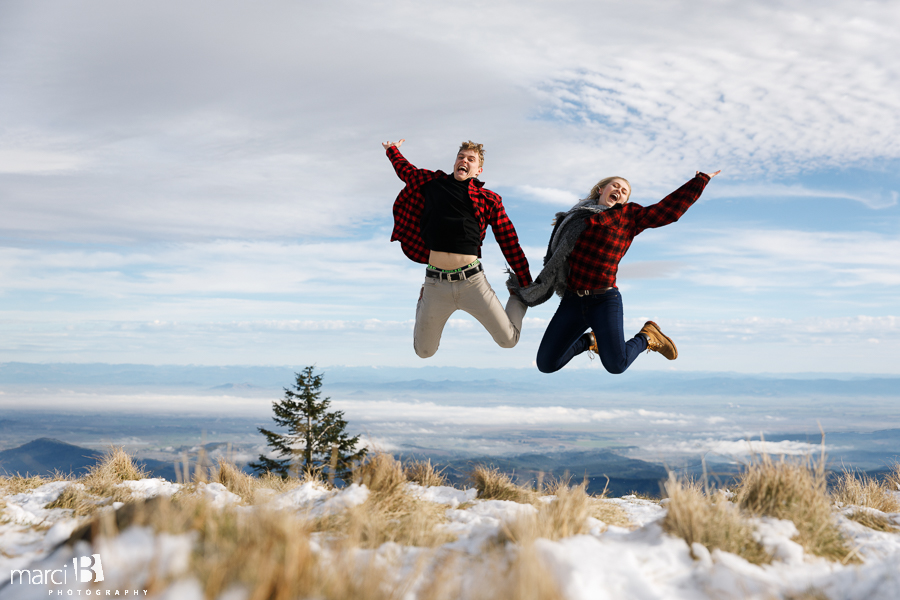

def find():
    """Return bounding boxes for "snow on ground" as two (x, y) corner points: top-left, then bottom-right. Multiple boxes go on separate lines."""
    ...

(2, 479), (900, 599)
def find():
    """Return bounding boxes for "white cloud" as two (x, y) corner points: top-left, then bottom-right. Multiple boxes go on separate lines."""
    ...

(640, 438), (826, 459)
(0, 147), (88, 174)
(0, 237), (417, 300)
(516, 185), (580, 206)
(640, 227), (900, 292)
(1, 1), (898, 241)
(326, 399), (693, 428)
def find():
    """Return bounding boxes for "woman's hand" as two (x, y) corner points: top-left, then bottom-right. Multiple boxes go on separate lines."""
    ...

(697, 169), (721, 178)
(382, 139), (405, 150)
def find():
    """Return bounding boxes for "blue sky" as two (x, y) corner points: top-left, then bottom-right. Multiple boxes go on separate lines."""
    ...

(0, 0), (898, 373)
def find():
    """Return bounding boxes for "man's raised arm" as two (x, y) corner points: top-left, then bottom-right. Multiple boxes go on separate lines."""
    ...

(383, 138), (432, 185)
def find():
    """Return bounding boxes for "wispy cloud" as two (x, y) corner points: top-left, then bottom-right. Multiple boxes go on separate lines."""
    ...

(673, 229), (900, 291)
(713, 183), (898, 210)
(2, 1), (897, 240)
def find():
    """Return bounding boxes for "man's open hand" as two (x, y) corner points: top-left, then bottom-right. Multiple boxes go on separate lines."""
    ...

(382, 139), (405, 150)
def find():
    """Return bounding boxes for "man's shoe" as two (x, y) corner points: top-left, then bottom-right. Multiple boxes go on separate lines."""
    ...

(639, 321), (677, 360)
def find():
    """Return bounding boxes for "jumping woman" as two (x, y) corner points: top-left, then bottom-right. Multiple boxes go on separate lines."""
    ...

(509, 170), (720, 374)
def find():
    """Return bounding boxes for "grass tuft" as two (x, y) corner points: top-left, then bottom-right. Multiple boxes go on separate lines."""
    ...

(470, 465), (537, 504)
(210, 458), (256, 503)
(0, 474), (50, 495)
(736, 454), (855, 563)
(832, 469), (900, 515)
(404, 458), (448, 487)
(503, 479), (593, 544)
(884, 463), (900, 493)
(72, 494), (404, 600)
(320, 452), (455, 548)
(845, 509), (897, 532)
(45, 447), (150, 515)
(355, 452), (407, 495)
(662, 476), (770, 565)
(587, 498), (633, 530)
(83, 447), (148, 493)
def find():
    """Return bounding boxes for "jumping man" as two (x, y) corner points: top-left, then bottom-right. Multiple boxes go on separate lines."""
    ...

(384, 139), (532, 358)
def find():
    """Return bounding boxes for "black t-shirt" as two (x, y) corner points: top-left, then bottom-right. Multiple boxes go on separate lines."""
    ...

(420, 176), (481, 255)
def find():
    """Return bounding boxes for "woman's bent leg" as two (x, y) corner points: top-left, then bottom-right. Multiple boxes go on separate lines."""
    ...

(587, 289), (647, 374)
(536, 295), (592, 373)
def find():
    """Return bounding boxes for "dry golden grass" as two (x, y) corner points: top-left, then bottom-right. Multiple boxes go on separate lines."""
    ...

(72, 494), (407, 600)
(828, 465), (899, 535)
(58, 459), (549, 600)
(784, 589), (831, 600)
(626, 491), (662, 501)
(845, 509), (897, 533)
(735, 454), (855, 563)
(833, 469), (900, 514)
(471, 465), (538, 504)
(405, 458), (448, 487)
(0, 474), (50, 495)
(885, 463), (900, 493)
(45, 483), (94, 515)
(315, 452), (455, 548)
(356, 452), (407, 495)
(45, 447), (148, 515)
(587, 498), (633, 529)
(83, 447), (148, 493)
(662, 476), (770, 565)
(503, 480), (592, 544)
(209, 457), (257, 503)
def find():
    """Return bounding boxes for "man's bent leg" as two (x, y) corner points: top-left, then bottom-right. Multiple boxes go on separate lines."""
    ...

(414, 278), (457, 358)
(457, 271), (525, 348)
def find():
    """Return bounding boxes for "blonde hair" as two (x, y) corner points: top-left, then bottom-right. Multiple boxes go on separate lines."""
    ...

(551, 176), (632, 225)
(587, 176), (631, 202)
(458, 141), (485, 166)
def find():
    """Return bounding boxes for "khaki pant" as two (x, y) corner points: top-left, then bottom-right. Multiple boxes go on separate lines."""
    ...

(414, 270), (527, 358)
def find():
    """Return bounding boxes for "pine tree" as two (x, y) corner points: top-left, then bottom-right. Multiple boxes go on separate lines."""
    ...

(250, 366), (366, 481)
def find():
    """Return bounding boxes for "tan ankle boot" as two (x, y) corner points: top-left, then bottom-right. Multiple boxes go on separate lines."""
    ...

(588, 331), (599, 355)
(639, 321), (677, 360)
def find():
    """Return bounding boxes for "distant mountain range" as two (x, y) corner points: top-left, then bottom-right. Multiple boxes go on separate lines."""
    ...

(0, 438), (176, 480)
(1, 362), (898, 397)
(3, 437), (896, 498)
(415, 448), (672, 497)
(1, 437), (675, 495)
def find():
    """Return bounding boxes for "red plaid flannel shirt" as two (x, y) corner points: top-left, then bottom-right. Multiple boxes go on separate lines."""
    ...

(566, 174), (710, 291)
(387, 146), (532, 287)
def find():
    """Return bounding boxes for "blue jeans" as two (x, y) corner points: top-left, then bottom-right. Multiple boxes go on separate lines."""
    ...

(536, 288), (647, 374)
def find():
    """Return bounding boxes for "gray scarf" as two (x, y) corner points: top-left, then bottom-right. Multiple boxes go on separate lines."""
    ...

(508, 200), (609, 307)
